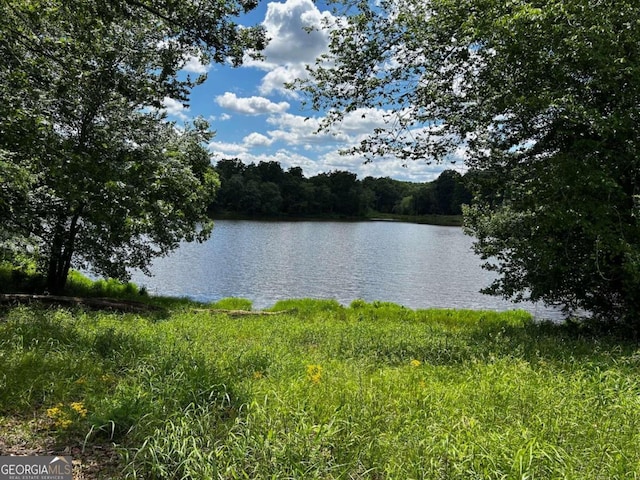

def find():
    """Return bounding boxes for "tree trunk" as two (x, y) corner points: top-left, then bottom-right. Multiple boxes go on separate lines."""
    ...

(46, 227), (66, 294)
(46, 210), (82, 294)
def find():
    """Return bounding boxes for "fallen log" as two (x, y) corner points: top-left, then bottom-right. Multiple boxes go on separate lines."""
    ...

(192, 308), (293, 317)
(0, 294), (161, 313)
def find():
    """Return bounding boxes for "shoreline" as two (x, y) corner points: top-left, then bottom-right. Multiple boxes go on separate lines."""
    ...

(210, 211), (464, 227)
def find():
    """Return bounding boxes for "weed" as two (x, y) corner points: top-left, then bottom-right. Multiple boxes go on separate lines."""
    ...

(209, 297), (253, 310)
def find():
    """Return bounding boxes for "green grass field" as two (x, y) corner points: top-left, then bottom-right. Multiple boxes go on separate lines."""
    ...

(1, 296), (639, 478)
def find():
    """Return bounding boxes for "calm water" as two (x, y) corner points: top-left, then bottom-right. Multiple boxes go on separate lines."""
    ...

(130, 220), (561, 320)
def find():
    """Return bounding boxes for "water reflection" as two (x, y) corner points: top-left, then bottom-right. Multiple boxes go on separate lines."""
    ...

(130, 220), (562, 320)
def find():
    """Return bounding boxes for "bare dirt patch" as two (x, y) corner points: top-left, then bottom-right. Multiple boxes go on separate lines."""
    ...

(0, 417), (122, 479)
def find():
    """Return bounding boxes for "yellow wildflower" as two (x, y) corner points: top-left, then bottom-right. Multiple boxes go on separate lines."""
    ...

(70, 401), (88, 417)
(253, 371), (264, 380)
(46, 404), (64, 419)
(306, 364), (323, 384)
(410, 359), (421, 367)
(46, 403), (73, 429)
(46, 401), (88, 429)
(57, 418), (73, 429)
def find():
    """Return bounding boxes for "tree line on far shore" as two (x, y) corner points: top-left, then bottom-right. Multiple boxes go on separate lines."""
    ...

(210, 159), (472, 218)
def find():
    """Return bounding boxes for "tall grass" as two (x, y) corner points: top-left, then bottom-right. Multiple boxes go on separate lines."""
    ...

(1, 299), (639, 478)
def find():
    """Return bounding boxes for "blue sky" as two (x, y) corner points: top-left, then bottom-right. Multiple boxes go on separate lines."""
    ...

(164, 0), (461, 182)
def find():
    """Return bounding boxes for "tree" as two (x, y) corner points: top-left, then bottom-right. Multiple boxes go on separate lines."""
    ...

(326, 170), (360, 215)
(0, 0), (265, 292)
(239, 180), (263, 215)
(212, 159), (247, 212)
(363, 177), (403, 213)
(299, 0), (640, 324)
(414, 185), (435, 215)
(432, 170), (469, 215)
(215, 159), (247, 180)
(281, 167), (308, 214)
(258, 182), (284, 215)
(256, 161), (286, 184)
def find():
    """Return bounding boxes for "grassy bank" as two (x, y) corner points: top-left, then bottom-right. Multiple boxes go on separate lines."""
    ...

(1, 298), (639, 478)
(364, 212), (464, 226)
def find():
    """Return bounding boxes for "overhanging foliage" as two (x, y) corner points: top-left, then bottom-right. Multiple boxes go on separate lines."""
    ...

(299, 0), (640, 324)
(0, 0), (265, 292)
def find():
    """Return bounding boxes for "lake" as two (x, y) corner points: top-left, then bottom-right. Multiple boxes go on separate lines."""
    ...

(130, 220), (562, 320)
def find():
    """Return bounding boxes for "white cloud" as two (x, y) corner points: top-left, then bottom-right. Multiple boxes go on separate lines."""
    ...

(243, 0), (336, 95)
(266, 113), (326, 143)
(182, 54), (210, 74)
(340, 108), (392, 135)
(317, 148), (454, 182)
(209, 113), (232, 122)
(259, 65), (308, 97)
(215, 92), (290, 115)
(264, 107), (391, 148)
(208, 140), (249, 157)
(260, 0), (333, 66)
(244, 132), (275, 147)
(162, 97), (190, 120)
